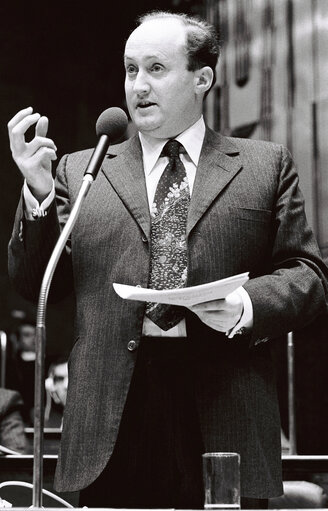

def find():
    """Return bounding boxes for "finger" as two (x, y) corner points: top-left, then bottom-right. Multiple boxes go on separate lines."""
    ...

(7, 106), (33, 130)
(190, 299), (225, 312)
(11, 112), (41, 136)
(35, 116), (49, 138)
(10, 113), (41, 153)
(194, 310), (226, 325)
(193, 310), (235, 331)
(26, 136), (57, 157)
(28, 147), (57, 166)
(197, 315), (227, 332)
(201, 310), (229, 319)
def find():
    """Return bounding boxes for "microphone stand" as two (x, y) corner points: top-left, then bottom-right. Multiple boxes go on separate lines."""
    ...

(32, 174), (93, 508)
(0, 331), (7, 388)
(287, 331), (297, 454)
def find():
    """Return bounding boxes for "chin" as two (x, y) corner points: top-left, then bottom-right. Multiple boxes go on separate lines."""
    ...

(136, 122), (162, 134)
(133, 113), (161, 130)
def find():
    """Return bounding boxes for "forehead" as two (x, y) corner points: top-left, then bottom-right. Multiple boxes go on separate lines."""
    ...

(20, 325), (35, 335)
(125, 18), (187, 60)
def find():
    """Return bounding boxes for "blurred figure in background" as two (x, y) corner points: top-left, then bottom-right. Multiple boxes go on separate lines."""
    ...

(45, 358), (68, 428)
(6, 321), (36, 425)
(0, 388), (28, 454)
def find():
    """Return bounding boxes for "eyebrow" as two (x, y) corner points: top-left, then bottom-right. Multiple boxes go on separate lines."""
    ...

(124, 53), (166, 62)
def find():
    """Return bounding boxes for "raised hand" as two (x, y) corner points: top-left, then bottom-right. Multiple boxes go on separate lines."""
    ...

(8, 106), (57, 202)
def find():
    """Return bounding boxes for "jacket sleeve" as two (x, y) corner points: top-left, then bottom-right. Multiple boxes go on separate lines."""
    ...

(8, 154), (73, 304)
(244, 145), (328, 346)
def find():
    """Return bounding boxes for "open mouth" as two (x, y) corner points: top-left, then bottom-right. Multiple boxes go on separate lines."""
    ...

(137, 102), (156, 109)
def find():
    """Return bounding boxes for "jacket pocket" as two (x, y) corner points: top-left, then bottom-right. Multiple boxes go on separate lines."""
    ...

(230, 206), (272, 223)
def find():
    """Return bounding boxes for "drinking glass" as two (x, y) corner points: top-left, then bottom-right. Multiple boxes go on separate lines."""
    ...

(202, 452), (240, 509)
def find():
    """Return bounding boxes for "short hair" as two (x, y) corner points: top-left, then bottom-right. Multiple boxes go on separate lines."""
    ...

(137, 11), (220, 93)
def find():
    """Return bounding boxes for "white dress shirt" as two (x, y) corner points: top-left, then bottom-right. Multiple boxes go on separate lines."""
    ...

(24, 115), (253, 338)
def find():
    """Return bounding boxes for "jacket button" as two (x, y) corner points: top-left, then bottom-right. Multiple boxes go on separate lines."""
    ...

(127, 340), (137, 352)
(141, 236), (148, 243)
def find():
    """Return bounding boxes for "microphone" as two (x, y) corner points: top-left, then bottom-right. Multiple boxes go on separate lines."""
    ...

(84, 107), (128, 179)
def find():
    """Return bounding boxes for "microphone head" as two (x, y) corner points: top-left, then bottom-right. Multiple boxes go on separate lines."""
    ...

(96, 107), (128, 142)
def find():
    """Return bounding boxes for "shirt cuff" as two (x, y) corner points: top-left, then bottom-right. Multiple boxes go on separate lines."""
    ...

(23, 180), (55, 220)
(226, 286), (253, 338)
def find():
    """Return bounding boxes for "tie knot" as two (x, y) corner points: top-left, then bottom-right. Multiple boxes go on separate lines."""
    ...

(162, 139), (183, 158)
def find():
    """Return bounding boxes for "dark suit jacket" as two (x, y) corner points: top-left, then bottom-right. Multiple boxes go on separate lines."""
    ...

(8, 128), (328, 497)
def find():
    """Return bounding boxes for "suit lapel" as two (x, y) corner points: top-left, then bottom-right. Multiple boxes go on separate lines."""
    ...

(187, 128), (242, 236)
(101, 135), (151, 240)
(100, 129), (242, 240)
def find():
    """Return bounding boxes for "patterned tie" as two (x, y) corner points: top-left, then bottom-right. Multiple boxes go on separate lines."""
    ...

(146, 139), (190, 330)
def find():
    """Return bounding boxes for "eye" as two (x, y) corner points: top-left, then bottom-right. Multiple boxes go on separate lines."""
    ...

(151, 63), (164, 73)
(126, 64), (138, 75)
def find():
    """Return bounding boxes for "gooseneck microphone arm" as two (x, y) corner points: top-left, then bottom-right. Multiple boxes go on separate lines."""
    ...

(32, 107), (128, 508)
(33, 173), (94, 508)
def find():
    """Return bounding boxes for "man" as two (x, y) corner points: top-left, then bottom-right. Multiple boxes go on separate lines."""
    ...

(45, 358), (68, 428)
(7, 11), (328, 509)
(0, 388), (28, 454)
(6, 322), (36, 425)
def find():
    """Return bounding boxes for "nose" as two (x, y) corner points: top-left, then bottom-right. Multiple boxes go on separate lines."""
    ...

(133, 70), (150, 95)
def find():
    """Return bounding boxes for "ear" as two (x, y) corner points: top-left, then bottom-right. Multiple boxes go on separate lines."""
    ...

(194, 66), (213, 95)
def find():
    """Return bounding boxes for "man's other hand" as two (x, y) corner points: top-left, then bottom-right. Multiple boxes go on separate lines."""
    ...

(188, 290), (244, 333)
(8, 106), (57, 202)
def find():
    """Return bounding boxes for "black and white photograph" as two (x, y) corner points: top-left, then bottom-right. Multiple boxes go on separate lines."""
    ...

(0, 0), (328, 508)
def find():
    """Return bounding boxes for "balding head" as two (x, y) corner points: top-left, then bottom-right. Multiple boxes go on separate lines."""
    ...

(124, 14), (215, 138)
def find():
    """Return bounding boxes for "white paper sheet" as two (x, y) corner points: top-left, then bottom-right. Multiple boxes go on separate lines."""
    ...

(113, 272), (249, 307)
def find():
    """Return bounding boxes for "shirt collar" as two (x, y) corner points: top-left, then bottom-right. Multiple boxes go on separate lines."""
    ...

(139, 116), (206, 176)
